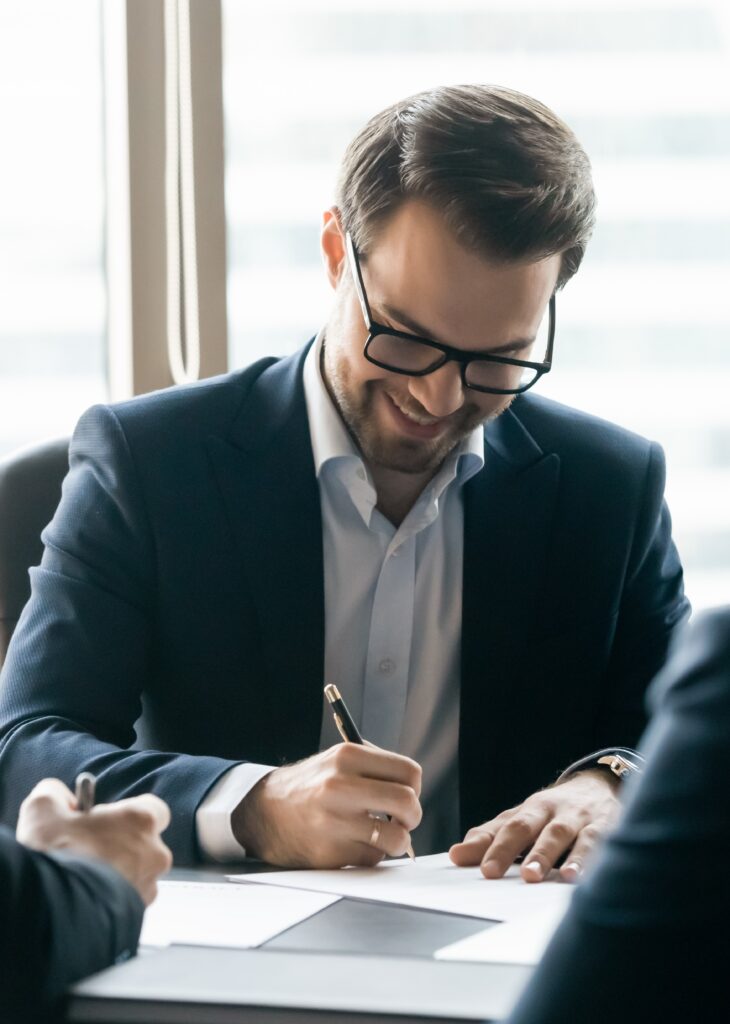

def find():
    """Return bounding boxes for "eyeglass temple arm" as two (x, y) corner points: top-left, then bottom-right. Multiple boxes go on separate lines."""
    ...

(345, 232), (374, 327)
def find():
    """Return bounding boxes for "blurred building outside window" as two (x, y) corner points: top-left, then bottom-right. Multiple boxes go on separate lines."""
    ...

(222, 0), (730, 611)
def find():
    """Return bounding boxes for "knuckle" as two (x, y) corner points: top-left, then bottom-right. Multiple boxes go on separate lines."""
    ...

(407, 759), (423, 793)
(157, 844), (173, 873)
(25, 792), (56, 815)
(580, 823), (603, 844)
(546, 820), (575, 843)
(465, 825), (493, 842)
(505, 816), (533, 840)
(331, 743), (356, 772)
(124, 807), (156, 831)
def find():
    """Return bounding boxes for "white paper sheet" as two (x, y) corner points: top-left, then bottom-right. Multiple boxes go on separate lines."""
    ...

(140, 880), (340, 949)
(434, 904), (569, 965)
(229, 852), (574, 924)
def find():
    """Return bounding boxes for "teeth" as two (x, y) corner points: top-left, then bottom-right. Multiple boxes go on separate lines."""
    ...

(390, 395), (438, 426)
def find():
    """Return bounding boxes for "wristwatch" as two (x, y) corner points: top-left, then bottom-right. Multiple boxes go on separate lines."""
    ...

(555, 747), (645, 785)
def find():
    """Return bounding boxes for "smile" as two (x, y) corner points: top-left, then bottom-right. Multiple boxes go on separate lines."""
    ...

(383, 392), (447, 440)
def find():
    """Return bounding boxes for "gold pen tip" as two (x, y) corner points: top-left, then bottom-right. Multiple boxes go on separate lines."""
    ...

(324, 683), (341, 703)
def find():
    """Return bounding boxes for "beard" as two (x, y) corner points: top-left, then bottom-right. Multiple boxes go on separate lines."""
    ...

(324, 349), (502, 476)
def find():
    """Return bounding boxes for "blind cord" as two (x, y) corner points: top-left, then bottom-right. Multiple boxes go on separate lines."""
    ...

(164, 0), (201, 386)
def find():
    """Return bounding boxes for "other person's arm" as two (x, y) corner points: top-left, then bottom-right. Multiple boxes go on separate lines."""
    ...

(1, 779), (171, 1023)
(503, 607), (730, 1023)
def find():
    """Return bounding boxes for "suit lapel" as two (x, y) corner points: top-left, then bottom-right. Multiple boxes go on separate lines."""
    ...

(206, 347), (325, 762)
(460, 403), (561, 831)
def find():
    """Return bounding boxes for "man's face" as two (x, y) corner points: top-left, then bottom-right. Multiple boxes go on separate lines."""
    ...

(321, 201), (561, 476)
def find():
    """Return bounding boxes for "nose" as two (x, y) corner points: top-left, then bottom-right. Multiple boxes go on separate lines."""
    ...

(407, 361), (465, 419)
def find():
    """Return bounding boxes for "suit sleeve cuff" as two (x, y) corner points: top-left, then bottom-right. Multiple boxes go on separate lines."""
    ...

(195, 763), (276, 862)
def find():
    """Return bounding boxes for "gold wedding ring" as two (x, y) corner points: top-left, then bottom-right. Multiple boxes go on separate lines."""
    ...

(369, 819), (382, 847)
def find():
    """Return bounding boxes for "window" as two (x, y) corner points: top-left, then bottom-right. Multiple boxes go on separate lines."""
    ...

(0, 0), (106, 456)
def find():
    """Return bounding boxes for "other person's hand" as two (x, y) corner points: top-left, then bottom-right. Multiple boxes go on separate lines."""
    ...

(17, 778), (173, 905)
(449, 769), (620, 883)
(232, 743), (422, 868)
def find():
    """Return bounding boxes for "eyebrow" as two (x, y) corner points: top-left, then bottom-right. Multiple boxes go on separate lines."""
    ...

(378, 301), (535, 355)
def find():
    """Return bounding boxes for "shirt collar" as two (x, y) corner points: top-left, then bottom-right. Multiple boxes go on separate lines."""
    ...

(303, 331), (362, 476)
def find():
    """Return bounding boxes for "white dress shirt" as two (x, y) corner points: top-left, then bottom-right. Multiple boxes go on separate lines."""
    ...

(196, 334), (484, 860)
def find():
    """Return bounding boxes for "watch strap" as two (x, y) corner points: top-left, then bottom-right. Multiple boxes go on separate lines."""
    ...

(556, 747), (645, 785)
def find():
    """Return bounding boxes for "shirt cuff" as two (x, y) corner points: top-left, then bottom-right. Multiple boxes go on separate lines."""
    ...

(195, 763), (276, 862)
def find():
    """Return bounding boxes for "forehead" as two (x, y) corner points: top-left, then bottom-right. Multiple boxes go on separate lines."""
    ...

(363, 200), (560, 347)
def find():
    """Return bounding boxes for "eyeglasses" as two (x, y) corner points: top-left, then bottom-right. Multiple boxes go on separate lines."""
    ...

(345, 232), (555, 396)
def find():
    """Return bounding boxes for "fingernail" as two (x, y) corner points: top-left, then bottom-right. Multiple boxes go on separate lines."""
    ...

(483, 858), (501, 877)
(563, 861), (581, 880)
(524, 860), (543, 880)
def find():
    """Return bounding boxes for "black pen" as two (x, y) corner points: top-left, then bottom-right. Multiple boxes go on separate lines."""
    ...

(74, 772), (97, 813)
(324, 684), (416, 861)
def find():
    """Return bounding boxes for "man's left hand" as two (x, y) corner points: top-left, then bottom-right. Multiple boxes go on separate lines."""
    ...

(449, 769), (621, 883)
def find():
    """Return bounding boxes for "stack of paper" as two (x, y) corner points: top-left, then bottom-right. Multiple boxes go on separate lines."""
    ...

(141, 880), (339, 948)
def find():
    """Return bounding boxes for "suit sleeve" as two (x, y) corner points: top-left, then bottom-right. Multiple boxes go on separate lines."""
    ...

(594, 441), (690, 749)
(0, 405), (241, 863)
(0, 828), (143, 1023)
(505, 608), (730, 1024)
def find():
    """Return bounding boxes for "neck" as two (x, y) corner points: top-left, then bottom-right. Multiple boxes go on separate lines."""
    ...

(369, 462), (437, 527)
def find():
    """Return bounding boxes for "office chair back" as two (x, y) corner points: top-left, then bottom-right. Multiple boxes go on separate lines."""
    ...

(0, 438), (69, 665)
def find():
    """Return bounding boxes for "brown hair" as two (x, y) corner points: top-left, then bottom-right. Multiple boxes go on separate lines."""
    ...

(336, 84), (596, 289)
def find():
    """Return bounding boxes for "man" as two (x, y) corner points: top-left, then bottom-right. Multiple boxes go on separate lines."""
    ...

(1, 779), (171, 1023)
(504, 607), (730, 1022)
(0, 85), (688, 872)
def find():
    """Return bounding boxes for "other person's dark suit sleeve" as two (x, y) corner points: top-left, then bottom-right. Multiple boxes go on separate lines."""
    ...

(0, 406), (242, 863)
(503, 607), (730, 1023)
(0, 826), (143, 1024)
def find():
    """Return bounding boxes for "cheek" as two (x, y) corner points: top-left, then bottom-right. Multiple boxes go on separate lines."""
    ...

(465, 392), (512, 426)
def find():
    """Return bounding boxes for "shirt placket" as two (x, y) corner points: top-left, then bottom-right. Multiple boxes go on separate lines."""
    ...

(360, 533), (417, 752)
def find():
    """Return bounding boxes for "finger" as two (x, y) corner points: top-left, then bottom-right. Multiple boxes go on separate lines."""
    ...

(100, 794), (171, 834)
(325, 775), (422, 831)
(449, 826), (498, 866)
(480, 809), (551, 879)
(362, 814), (413, 859)
(21, 778), (75, 815)
(331, 744), (422, 796)
(558, 822), (604, 883)
(520, 818), (581, 883)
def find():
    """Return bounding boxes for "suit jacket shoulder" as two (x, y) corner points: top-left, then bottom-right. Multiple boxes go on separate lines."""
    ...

(508, 393), (659, 470)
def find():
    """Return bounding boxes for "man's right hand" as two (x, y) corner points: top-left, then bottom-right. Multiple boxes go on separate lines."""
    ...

(16, 778), (173, 905)
(232, 744), (422, 868)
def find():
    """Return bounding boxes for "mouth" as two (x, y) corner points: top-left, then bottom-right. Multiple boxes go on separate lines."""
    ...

(383, 391), (448, 440)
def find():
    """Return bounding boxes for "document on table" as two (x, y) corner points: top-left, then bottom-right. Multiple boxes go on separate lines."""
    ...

(140, 881), (340, 949)
(229, 852), (574, 924)
(435, 904), (569, 965)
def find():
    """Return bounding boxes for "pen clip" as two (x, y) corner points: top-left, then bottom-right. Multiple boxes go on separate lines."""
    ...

(333, 712), (349, 744)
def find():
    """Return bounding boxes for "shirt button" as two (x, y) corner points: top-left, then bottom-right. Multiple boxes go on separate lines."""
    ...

(378, 658), (396, 675)
(356, 468), (365, 480)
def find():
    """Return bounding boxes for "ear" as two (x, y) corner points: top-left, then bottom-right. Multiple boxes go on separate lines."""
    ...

(320, 207), (347, 290)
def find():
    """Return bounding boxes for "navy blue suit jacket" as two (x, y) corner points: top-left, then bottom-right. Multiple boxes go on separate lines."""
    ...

(0, 828), (142, 1023)
(505, 607), (730, 1023)
(0, 344), (689, 862)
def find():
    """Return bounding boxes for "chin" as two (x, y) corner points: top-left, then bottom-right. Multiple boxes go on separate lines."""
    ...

(364, 433), (456, 475)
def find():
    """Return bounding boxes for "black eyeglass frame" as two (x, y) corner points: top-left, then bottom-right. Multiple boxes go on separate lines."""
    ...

(345, 232), (555, 396)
